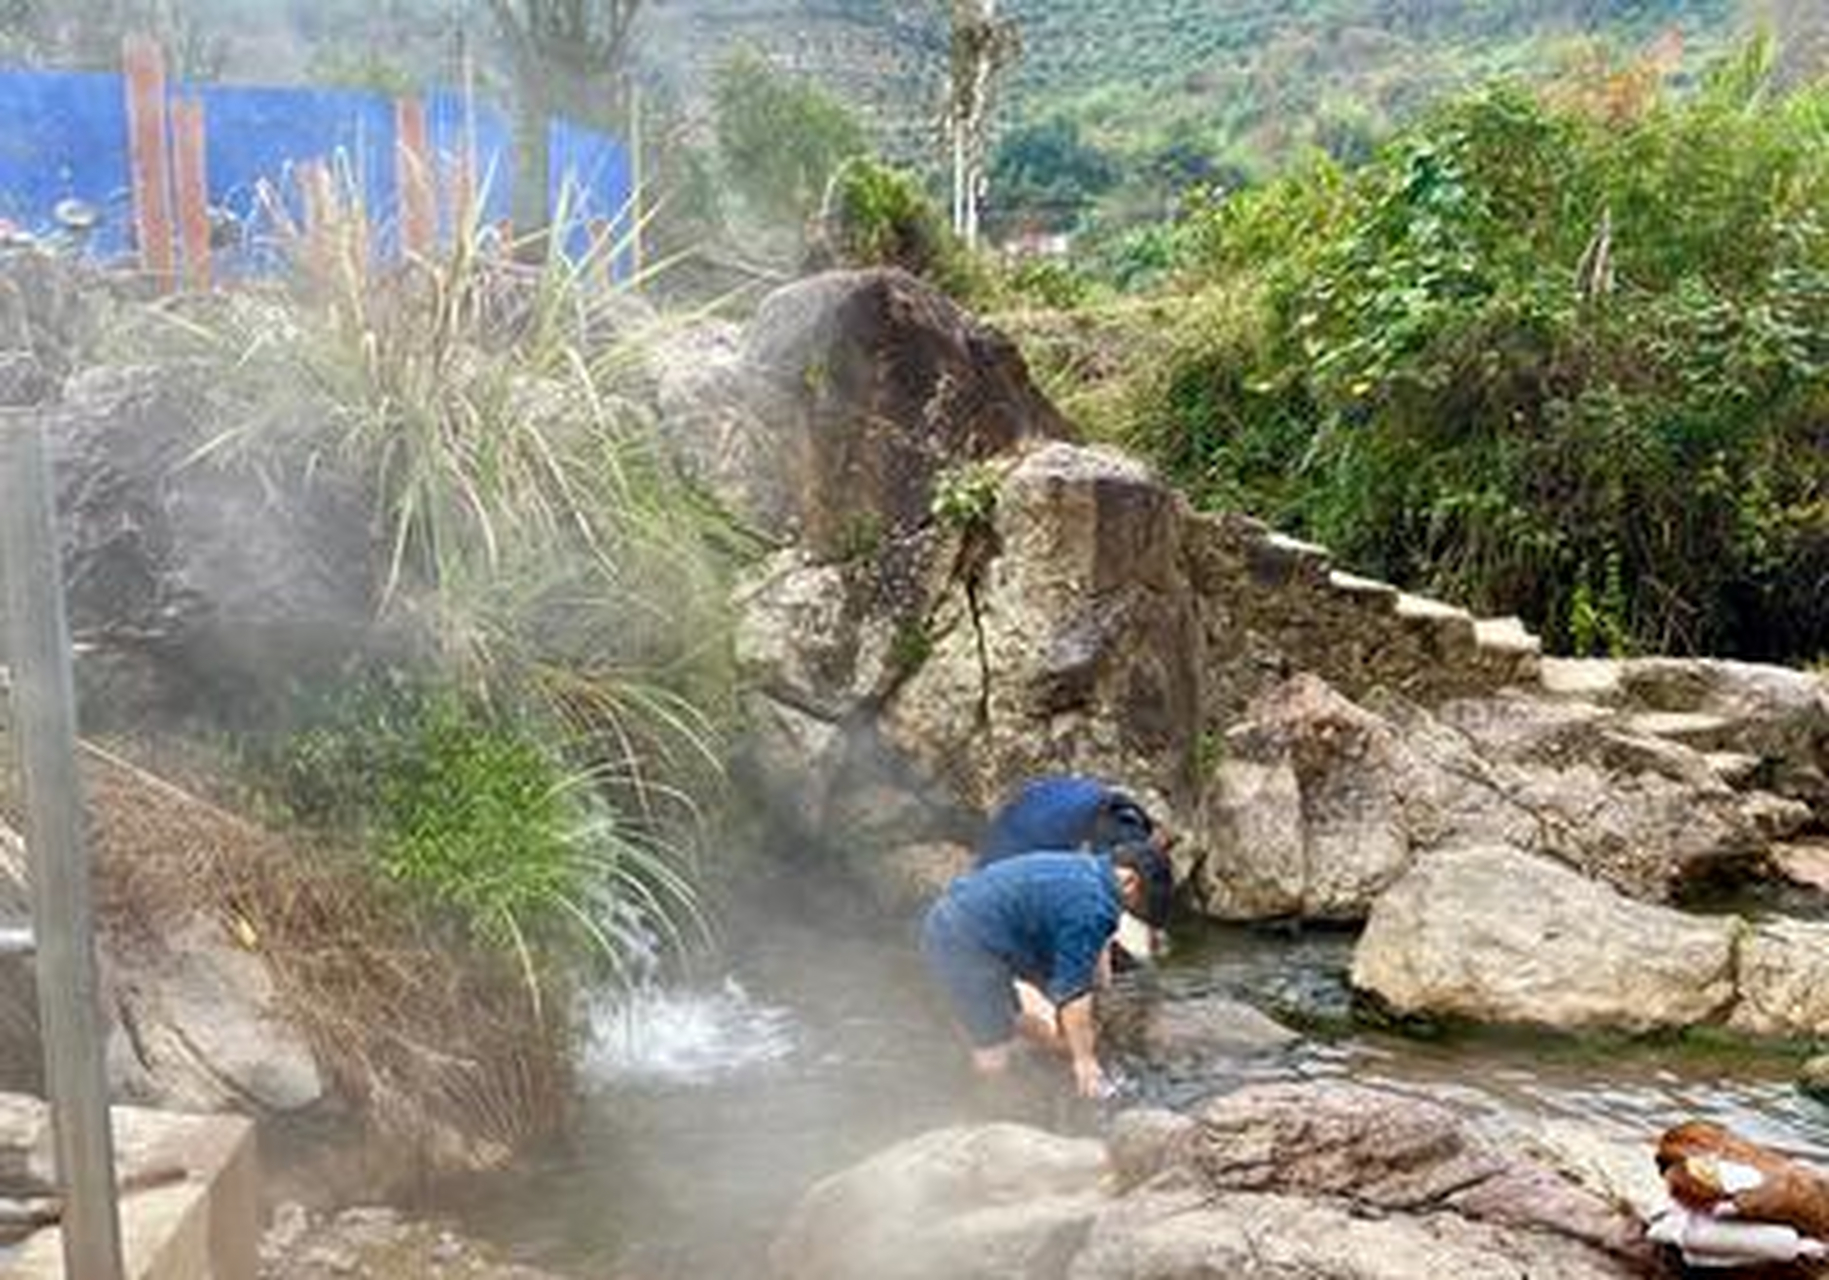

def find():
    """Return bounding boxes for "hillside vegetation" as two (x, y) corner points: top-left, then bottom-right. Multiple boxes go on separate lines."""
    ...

(1068, 38), (1829, 663)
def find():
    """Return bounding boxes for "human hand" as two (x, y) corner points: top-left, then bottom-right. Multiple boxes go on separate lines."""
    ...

(1071, 1056), (1109, 1100)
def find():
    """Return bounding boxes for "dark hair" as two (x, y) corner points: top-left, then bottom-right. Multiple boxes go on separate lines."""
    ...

(1095, 793), (1155, 849)
(1111, 840), (1175, 928)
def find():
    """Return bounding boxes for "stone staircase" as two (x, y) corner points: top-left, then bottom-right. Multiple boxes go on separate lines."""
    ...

(1196, 512), (1543, 715)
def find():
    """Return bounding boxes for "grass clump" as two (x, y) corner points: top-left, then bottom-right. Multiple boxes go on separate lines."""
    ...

(92, 181), (749, 1162)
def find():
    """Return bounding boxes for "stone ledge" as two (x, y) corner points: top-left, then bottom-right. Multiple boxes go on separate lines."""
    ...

(0, 1102), (255, 1280)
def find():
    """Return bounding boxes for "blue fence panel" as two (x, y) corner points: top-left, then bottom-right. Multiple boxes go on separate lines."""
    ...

(425, 88), (515, 239)
(0, 69), (134, 255)
(0, 63), (633, 276)
(549, 115), (633, 271)
(192, 82), (399, 272)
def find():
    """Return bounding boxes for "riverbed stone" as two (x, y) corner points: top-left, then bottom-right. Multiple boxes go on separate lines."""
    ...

(1102, 990), (1301, 1067)
(1351, 845), (1740, 1033)
(772, 1082), (1650, 1280)
(258, 1204), (567, 1280)
(768, 1123), (1109, 1280)
(1727, 918), (1829, 1039)
(1800, 1056), (1829, 1105)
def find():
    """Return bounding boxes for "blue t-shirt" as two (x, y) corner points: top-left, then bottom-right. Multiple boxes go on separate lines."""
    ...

(936, 851), (1122, 1005)
(977, 775), (1152, 865)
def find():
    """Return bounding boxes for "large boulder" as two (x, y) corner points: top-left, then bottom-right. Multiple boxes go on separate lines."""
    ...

(47, 362), (380, 730)
(1196, 676), (1779, 918)
(884, 443), (1204, 814)
(771, 1083), (1653, 1280)
(740, 269), (1071, 557)
(1351, 845), (1740, 1033)
(1199, 676), (1417, 919)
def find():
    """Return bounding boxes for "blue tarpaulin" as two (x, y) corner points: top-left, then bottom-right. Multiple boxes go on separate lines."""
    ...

(0, 64), (632, 273)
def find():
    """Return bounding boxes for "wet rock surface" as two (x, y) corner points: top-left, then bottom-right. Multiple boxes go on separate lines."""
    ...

(769, 1081), (1658, 1280)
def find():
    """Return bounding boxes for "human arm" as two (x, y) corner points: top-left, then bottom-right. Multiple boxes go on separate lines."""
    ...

(1058, 994), (1106, 1098)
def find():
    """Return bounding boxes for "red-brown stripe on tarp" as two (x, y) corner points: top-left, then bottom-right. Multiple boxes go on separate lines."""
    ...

(122, 34), (175, 286)
(170, 96), (210, 293)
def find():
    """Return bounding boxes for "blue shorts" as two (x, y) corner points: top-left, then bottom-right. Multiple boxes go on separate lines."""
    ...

(920, 899), (1018, 1049)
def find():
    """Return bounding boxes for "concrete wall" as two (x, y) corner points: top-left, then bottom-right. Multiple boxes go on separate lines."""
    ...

(2, 1103), (256, 1280)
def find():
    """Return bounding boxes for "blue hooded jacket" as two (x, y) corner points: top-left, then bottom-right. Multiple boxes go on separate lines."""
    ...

(934, 851), (1122, 1006)
(977, 774), (1154, 866)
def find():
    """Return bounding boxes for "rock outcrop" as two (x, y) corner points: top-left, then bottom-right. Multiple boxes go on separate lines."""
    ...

(1198, 676), (1784, 917)
(1350, 845), (1740, 1033)
(769, 1082), (1655, 1280)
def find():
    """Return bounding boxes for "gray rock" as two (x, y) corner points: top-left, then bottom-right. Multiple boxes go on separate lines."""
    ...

(1351, 845), (1739, 1033)
(770, 1083), (1651, 1280)
(742, 269), (1071, 561)
(884, 443), (1204, 815)
(1728, 918), (1829, 1039)
(768, 1123), (1109, 1280)
(110, 919), (324, 1114)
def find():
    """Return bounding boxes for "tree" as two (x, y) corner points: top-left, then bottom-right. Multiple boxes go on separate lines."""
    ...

(947, 0), (1019, 247)
(712, 50), (866, 235)
(987, 115), (1118, 234)
(486, 0), (643, 247)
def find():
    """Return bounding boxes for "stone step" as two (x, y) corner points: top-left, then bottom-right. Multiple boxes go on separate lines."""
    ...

(1772, 840), (1829, 894)
(1539, 657), (1623, 700)
(1395, 592), (1473, 624)
(1622, 710), (1735, 746)
(1472, 616), (1541, 657)
(1260, 531), (1331, 563)
(1326, 569), (1400, 608)
(1246, 530), (1333, 586)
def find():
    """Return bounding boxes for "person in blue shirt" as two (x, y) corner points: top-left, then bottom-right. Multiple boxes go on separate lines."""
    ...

(976, 774), (1164, 868)
(920, 841), (1175, 1098)
(977, 773), (1175, 970)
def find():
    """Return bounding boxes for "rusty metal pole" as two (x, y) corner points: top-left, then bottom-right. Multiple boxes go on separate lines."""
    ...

(0, 398), (127, 1280)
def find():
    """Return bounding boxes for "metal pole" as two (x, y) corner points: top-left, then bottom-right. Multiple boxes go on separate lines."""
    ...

(0, 406), (126, 1280)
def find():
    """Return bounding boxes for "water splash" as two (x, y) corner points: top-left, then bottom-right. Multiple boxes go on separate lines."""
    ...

(584, 977), (799, 1088)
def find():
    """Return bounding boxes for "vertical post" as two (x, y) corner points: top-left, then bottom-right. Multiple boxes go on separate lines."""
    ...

(122, 34), (176, 288)
(170, 96), (212, 293)
(0, 408), (126, 1280)
(396, 97), (435, 259)
(627, 79), (644, 282)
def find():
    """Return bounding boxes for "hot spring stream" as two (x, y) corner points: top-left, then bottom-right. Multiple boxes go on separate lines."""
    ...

(432, 913), (1829, 1279)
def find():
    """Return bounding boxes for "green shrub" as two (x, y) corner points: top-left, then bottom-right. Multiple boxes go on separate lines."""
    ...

(262, 677), (700, 983)
(1121, 48), (1829, 661)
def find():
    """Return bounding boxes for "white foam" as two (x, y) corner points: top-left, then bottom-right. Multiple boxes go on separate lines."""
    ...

(585, 977), (798, 1087)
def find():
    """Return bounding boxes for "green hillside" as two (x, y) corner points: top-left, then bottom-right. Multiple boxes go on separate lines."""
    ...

(984, 0), (1743, 232)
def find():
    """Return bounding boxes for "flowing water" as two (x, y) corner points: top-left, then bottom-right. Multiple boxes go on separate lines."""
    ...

(437, 912), (1829, 1280)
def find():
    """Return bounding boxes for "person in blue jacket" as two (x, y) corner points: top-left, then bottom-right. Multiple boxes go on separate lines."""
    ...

(976, 774), (1165, 867)
(977, 773), (1175, 969)
(920, 841), (1175, 1098)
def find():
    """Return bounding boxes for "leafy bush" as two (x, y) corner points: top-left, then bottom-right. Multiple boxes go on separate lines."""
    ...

(120, 186), (739, 985)
(1120, 44), (1829, 660)
(820, 156), (954, 277)
(266, 677), (697, 984)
